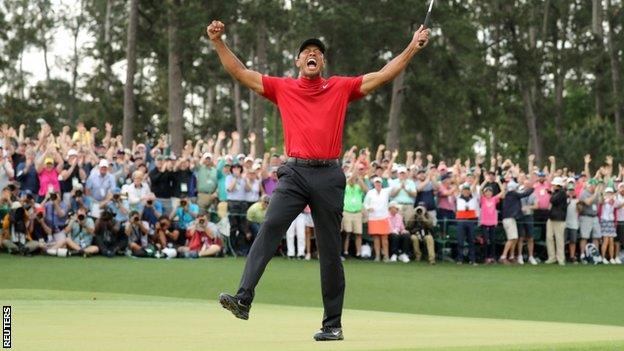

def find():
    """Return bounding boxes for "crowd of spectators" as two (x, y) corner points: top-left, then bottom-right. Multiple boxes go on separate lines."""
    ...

(1, 121), (623, 266)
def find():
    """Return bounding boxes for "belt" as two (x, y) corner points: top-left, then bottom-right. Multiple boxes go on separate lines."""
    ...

(286, 157), (339, 167)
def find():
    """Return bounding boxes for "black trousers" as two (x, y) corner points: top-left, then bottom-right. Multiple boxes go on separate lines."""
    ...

(389, 233), (411, 255)
(236, 162), (346, 328)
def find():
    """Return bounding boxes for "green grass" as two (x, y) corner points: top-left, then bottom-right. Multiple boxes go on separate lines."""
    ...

(2, 254), (624, 326)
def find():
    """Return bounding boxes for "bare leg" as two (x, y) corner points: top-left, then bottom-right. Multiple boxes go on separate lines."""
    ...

(343, 232), (350, 254)
(373, 237), (380, 260)
(527, 238), (535, 258)
(355, 234), (362, 256)
(381, 236), (389, 259)
(199, 245), (222, 257)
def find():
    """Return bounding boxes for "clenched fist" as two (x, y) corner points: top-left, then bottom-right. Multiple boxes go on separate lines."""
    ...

(207, 20), (225, 42)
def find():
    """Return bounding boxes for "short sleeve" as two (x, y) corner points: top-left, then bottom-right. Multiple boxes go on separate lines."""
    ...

(261, 75), (282, 104)
(346, 76), (364, 102)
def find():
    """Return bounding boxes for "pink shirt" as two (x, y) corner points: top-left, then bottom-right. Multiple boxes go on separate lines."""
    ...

(388, 213), (405, 233)
(437, 183), (455, 211)
(480, 195), (500, 226)
(38, 168), (60, 197)
(533, 182), (551, 209)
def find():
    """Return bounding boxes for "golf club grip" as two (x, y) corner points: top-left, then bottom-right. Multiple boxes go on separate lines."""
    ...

(418, 11), (431, 47)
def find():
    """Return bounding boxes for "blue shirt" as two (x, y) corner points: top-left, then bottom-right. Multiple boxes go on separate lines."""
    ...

(44, 201), (68, 232)
(86, 171), (117, 201)
(141, 201), (164, 227)
(15, 162), (39, 195)
(107, 200), (130, 223)
(174, 204), (199, 230)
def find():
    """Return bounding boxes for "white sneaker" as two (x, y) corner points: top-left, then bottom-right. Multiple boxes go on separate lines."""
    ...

(517, 256), (524, 265)
(46, 248), (57, 256)
(602, 258), (609, 265)
(528, 256), (538, 265)
(389, 254), (398, 262)
(610, 258), (616, 264)
(304, 253), (311, 261)
(398, 253), (410, 263)
(615, 257), (622, 264)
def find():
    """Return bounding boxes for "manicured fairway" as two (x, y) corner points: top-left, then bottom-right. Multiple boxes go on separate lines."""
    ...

(1, 255), (624, 350)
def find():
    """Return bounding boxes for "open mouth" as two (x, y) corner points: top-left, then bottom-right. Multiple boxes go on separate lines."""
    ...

(306, 58), (317, 69)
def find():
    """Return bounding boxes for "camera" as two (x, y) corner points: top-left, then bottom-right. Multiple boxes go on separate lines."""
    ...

(36, 213), (43, 219)
(415, 206), (425, 215)
(75, 190), (83, 197)
(180, 200), (187, 207)
(113, 194), (120, 200)
(146, 200), (153, 206)
(77, 214), (85, 221)
(133, 215), (140, 222)
(199, 218), (206, 225)
(50, 193), (58, 201)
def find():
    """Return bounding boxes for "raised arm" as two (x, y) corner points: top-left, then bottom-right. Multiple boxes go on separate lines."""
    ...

(207, 20), (263, 95)
(360, 25), (429, 96)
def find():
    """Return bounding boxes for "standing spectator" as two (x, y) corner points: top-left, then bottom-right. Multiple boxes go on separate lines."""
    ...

(286, 212), (307, 259)
(614, 183), (624, 264)
(499, 181), (534, 264)
(72, 122), (93, 145)
(578, 179), (603, 264)
(342, 172), (367, 258)
(172, 156), (194, 202)
(15, 150), (39, 196)
(85, 159), (117, 217)
(0, 150), (14, 192)
(59, 149), (87, 205)
(388, 202), (410, 263)
(545, 177), (567, 265)
(389, 167), (417, 222)
(532, 171), (551, 243)
(246, 195), (269, 245)
(303, 205), (315, 260)
(121, 171), (151, 212)
(149, 156), (174, 216)
(196, 153), (219, 211)
(516, 181), (538, 265)
(565, 183), (580, 263)
(363, 177), (392, 262)
(436, 174), (456, 229)
(479, 180), (504, 264)
(262, 167), (279, 196)
(226, 164), (250, 255)
(599, 187), (617, 264)
(36, 153), (63, 201)
(245, 164), (262, 208)
(455, 183), (479, 265)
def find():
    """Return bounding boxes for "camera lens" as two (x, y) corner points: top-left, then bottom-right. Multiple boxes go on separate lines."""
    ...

(77, 214), (85, 221)
(147, 200), (153, 205)
(75, 190), (83, 197)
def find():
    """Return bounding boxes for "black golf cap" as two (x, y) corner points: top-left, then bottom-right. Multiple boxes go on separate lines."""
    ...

(298, 38), (325, 56)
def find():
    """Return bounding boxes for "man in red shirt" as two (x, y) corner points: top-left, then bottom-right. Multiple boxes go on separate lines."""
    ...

(208, 20), (429, 341)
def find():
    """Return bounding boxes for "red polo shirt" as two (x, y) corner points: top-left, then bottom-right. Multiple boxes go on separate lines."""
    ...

(261, 75), (364, 159)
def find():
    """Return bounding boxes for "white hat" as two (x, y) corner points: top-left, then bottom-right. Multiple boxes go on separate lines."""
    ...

(397, 167), (407, 174)
(244, 156), (253, 163)
(252, 163), (262, 171)
(98, 159), (109, 168)
(372, 177), (383, 183)
(67, 149), (78, 157)
(605, 187), (615, 193)
(507, 181), (519, 191)
(551, 177), (565, 187)
(389, 201), (399, 209)
(236, 153), (245, 159)
(202, 152), (213, 160)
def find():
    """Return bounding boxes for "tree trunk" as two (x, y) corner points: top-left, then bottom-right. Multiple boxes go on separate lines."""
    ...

(123, 0), (138, 147)
(167, 0), (184, 156)
(252, 19), (267, 156)
(103, 0), (114, 93)
(520, 82), (542, 163)
(42, 38), (50, 82)
(69, 1), (84, 124)
(592, 0), (605, 119)
(606, 0), (622, 135)
(385, 69), (405, 151)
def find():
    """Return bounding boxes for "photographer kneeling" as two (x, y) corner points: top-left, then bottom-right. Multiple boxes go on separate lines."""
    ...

(49, 207), (98, 257)
(125, 210), (152, 257)
(177, 210), (222, 258)
(94, 209), (125, 257)
(407, 202), (436, 264)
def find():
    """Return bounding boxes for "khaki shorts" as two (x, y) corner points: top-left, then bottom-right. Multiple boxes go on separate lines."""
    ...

(342, 211), (363, 234)
(502, 218), (518, 240)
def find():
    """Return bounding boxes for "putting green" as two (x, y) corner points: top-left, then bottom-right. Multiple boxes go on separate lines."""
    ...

(3, 289), (624, 351)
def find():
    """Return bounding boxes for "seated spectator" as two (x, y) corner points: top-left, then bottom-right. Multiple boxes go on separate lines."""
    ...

(68, 184), (92, 213)
(1, 201), (29, 254)
(49, 207), (98, 257)
(407, 203), (436, 264)
(25, 205), (53, 254)
(177, 211), (222, 258)
(388, 202), (410, 263)
(43, 190), (68, 243)
(141, 193), (163, 228)
(169, 194), (199, 247)
(125, 210), (152, 257)
(105, 189), (130, 224)
(94, 209), (125, 257)
(246, 195), (269, 243)
(153, 216), (179, 256)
